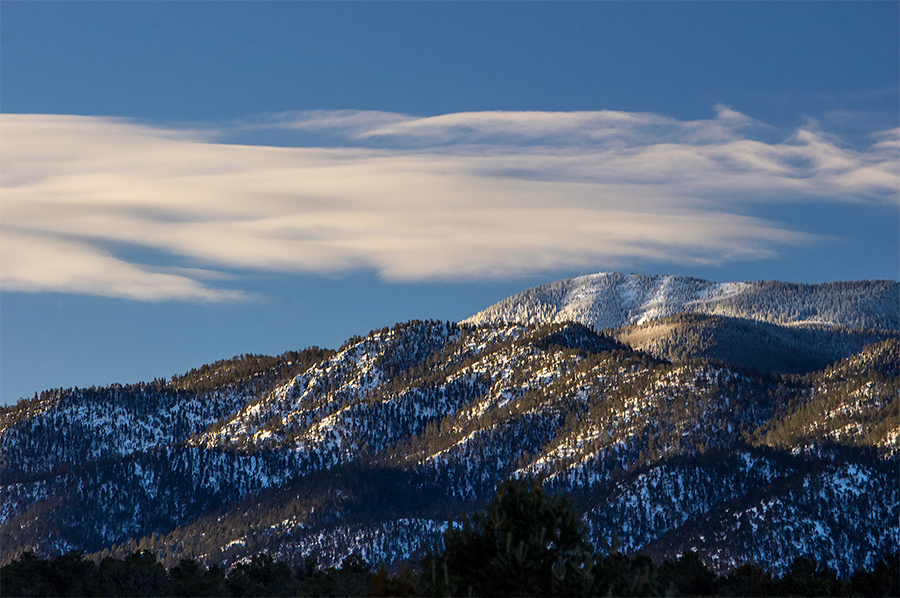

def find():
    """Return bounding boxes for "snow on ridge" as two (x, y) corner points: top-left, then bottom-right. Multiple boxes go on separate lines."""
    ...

(463, 271), (896, 331)
(465, 272), (736, 329)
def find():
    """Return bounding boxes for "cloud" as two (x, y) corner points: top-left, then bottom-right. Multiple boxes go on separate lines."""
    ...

(1, 110), (895, 301)
(255, 105), (766, 147)
(0, 230), (246, 302)
(235, 109), (414, 138)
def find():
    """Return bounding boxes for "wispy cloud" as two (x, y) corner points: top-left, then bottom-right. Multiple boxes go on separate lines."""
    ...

(1, 109), (896, 301)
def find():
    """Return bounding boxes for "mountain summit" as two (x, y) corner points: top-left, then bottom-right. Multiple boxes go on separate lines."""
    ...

(1, 272), (897, 577)
(464, 272), (900, 331)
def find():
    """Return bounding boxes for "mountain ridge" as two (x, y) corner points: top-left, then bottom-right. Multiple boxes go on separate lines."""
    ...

(464, 272), (900, 332)
(1, 273), (897, 578)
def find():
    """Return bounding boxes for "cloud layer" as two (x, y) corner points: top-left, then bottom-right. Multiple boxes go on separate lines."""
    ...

(2, 109), (897, 301)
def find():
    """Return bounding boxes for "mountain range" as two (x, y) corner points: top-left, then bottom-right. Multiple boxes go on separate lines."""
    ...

(1, 272), (897, 577)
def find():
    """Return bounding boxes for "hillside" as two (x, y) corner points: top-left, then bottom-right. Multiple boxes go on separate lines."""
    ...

(464, 272), (900, 331)
(2, 312), (897, 577)
(611, 313), (899, 375)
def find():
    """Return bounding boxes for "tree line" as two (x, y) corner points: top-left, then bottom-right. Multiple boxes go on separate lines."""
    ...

(3, 478), (897, 597)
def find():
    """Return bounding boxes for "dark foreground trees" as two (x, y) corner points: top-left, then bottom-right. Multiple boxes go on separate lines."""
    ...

(421, 477), (595, 596)
(0, 552), (373, 598)
(3, 478), (898, 596)
(420, 478), (899, 597)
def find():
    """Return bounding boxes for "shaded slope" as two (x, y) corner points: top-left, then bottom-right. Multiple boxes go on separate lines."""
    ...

(1, 319), (897, 578)
(612, 313), (899, 375)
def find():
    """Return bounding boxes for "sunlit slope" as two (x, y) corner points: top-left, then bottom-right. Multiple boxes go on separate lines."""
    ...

(2, 320), (896, 575)
(465, 272), (900, 331)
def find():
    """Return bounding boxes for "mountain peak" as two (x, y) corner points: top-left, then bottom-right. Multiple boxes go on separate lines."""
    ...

(2, 273), (898, 577)
(464, 272), (900, 331)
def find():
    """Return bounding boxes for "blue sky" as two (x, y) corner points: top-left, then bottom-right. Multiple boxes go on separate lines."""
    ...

(2, 2), (898, 405)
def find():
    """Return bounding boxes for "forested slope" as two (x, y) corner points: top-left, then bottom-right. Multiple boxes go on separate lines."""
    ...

(2, 317), (896, 577)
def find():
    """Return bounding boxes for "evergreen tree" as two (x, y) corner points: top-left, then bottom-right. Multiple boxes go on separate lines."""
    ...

(422, 477), (596, 597)
(97, 551), (168, 597)
(227, 553), (297, 597)
(165, 558), (228, 597)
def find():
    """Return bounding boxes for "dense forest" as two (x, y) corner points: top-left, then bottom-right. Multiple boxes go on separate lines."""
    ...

(2, 320), (897, 576)
(3, 274), (898, 586)
(3, 479), (898, 597)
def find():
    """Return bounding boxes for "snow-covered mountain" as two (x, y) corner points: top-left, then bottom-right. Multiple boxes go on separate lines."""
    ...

(1, 274), (897, 577)
(464, 272), (900, 331)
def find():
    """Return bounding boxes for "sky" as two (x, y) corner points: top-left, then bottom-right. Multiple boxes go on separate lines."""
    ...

(1, 2), (898, 406)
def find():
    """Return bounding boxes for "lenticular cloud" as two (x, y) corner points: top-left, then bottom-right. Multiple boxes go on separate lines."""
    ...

(1, 109), (896, 301)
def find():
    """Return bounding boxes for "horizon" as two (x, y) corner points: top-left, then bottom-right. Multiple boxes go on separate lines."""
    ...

(1, 2), (898, 405)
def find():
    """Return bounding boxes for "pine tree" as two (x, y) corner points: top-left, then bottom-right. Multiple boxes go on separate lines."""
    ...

(422, 477), (596, 597)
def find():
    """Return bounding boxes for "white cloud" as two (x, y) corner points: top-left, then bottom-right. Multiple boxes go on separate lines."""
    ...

(1, 110), (895, 301)
(0, 230), (246, 302)
(261, 105), (765, 147)
(237, 109), (414, 137)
